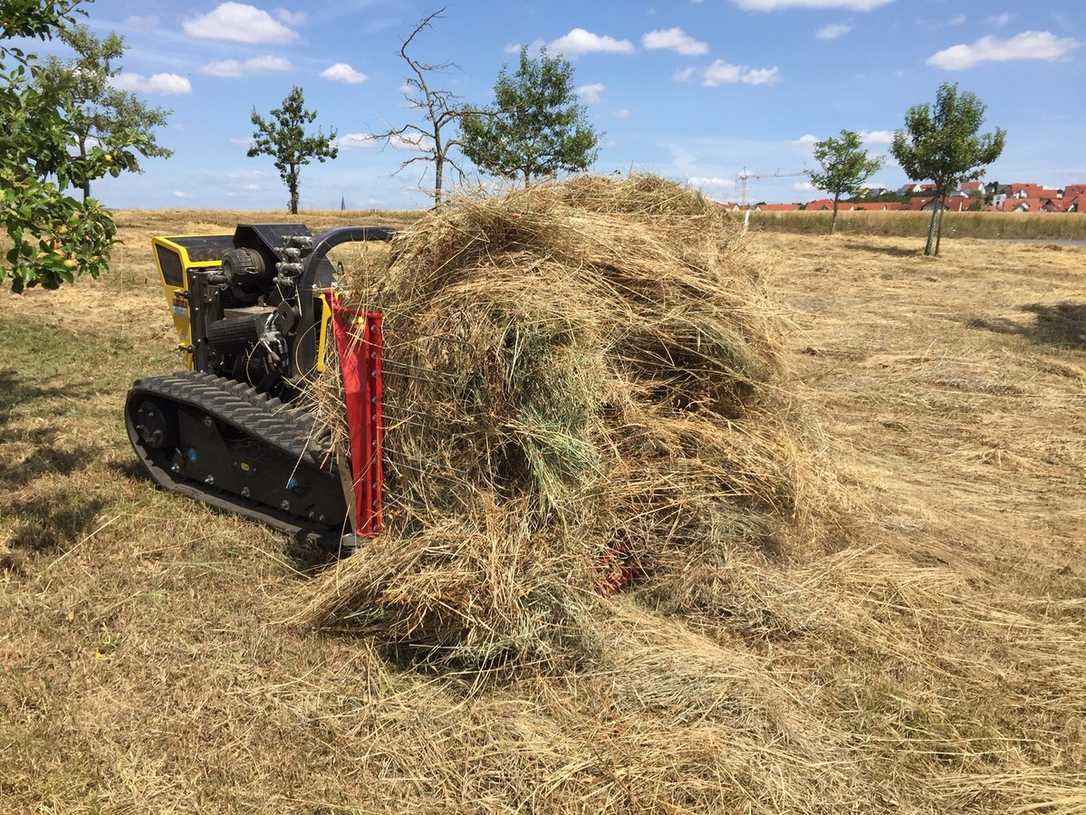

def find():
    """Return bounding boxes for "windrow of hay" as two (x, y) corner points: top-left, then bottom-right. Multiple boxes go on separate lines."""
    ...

(299, 175), (842, 668)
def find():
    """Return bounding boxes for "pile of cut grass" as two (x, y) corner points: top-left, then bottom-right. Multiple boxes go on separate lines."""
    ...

(290, 184), (1086, 812)
(300, 176), (839, 668)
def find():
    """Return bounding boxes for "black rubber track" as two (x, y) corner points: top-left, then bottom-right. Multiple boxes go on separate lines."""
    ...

(125, 371), (345, 540)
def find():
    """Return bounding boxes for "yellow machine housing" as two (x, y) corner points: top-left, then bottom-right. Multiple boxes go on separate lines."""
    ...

(150, 233), (330, 374)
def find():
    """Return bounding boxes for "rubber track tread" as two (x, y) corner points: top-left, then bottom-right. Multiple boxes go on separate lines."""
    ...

(128, 372), (327, 468)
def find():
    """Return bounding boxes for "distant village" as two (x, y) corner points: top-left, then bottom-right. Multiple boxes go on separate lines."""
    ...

(725, 182), (1086, 214)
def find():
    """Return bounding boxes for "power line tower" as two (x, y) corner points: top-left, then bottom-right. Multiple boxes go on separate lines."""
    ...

(340, 194), (346, 211)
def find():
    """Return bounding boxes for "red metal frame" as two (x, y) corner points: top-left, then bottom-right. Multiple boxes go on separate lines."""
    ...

(328, 292), (384, 537)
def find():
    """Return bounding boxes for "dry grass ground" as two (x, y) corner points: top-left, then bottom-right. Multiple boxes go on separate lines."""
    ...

(1, 210), (1084, 813)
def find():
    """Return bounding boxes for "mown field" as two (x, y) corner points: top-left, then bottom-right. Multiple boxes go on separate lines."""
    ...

(751, 208), (1086, 239)
(1, 210), (1084, 813)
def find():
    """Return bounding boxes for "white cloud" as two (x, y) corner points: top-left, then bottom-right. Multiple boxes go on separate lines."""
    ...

(173, 191), (193, 199)
(816, 23), (851, 40)
(703, 60), (741, 84)
(642, 27), (709, 55)
(504, 39), (545, 55)
(389, 133), (430, 151)
(183, 2), (298, 44)
(336, 132), (378, 150)
(616, 108), (632, 119)
(794, 130), (892, 147)
(793, 180), (815, 191)
(860, 129), (894, 145)
(733, 0), (890, 9)
(110, 72), (192, 95)
(337, 132), (430, 152)
(576, 82), (606, 103)
(741, 66), (779, 85)
(230, 136), (254, 148)
(927, 30), (1081, 70)
(548, 28), (635, 56)
(274, 7), (306, 26)
(321, 63), (367, 84)
(673, 66), (696, 82)
(948, 14), (966, 26)
(988, 12), (1013, 27)
(201, 55), (292, 78)
(688, 176), (736, 189)
(702, 60), (779, 85)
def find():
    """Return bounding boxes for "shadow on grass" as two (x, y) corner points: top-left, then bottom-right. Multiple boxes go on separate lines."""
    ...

(0, 368), (98, 421)
(5, 491), (109, 556)
(968, 302), (1086, 349)
(845, 242), (923, 258)
(0, 366), (104, 503)
(105, 457), (150, 482)
(0, 444), (100, 489)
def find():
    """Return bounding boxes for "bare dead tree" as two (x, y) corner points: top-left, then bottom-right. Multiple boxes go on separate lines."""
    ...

(370, 9), (473, 208)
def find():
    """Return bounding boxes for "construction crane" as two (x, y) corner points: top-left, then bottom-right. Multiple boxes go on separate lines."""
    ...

(736, 167), (809, 206)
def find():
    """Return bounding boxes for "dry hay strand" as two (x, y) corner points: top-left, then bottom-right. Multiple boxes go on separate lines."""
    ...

(298, 175), (844, 670)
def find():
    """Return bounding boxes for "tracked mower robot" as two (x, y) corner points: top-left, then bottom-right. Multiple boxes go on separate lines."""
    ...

(125, 225), (390, 547)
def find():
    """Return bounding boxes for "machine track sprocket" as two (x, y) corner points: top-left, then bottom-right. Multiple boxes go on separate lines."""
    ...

(125, 372), (348, 541)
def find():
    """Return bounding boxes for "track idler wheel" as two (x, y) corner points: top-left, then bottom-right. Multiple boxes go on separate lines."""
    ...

(133, 399), (174, 449)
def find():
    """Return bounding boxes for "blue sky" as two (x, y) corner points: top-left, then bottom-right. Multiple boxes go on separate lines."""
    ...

(20, 0), (1086, 209)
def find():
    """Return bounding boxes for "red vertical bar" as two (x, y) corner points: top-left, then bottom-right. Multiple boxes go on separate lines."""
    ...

(328, 291), (384, 537)
(366, 312), (384, 532)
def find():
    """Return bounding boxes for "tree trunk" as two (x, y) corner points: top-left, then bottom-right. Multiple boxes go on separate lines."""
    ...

(288, 168), (299, 215)
(934, 202), (945, 256)
(523, 169), (530, 188)
(78, 138), (90, 203)
(433, 154), (443, 209)
(830, 192), (840, 234)
(924, 200), (939, 256)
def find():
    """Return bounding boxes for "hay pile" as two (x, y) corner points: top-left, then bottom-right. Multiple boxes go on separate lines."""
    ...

(301, 176), (836, 668)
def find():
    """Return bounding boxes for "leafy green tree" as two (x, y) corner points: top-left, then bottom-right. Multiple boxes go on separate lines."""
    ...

(892, 83), (1006, 256)
(1, 0), (82, 41)
(1, 0), (116, 293)
(808, 129), (882, 234)
(36, 25), (173, 201)
(460, 48), (599, 187)
(247, 86), (338, 214)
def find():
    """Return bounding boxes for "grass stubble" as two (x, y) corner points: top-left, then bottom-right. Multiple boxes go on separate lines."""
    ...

(0, 182), (1083, 813)
(751, 208), (1086, 240)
